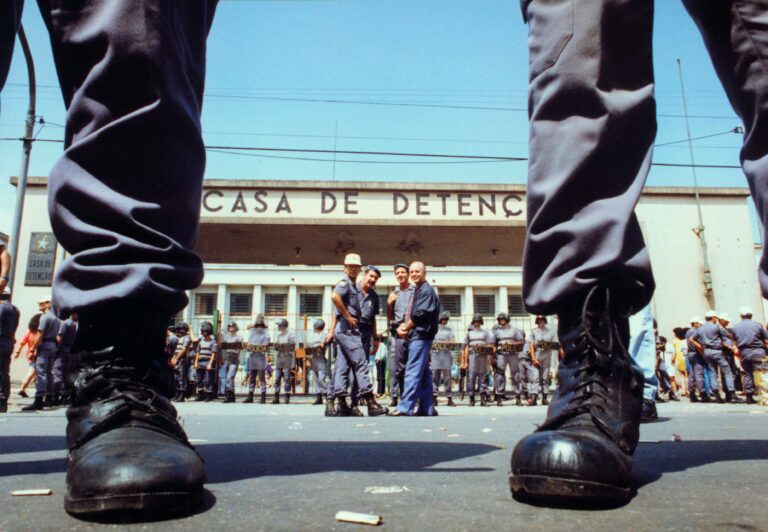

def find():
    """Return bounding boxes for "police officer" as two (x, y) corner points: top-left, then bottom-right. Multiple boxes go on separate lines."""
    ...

(0, 289), (20, 413)
(732, 307), (768, 404)
(193, 322), (217, 402)
(220, 321), (243, 403)
(685, 317), (707, 402)
(493, 313), (526, 406)
(170, 322), (192, 402)
(463, 314), (494, 407)
(52, 312), (79, 405)
(387, 263), (413, 407)
(331, 253), (388, 416)
(718, 313), (741, 393)
(353, 265), (382, 415)
(244, 316), (270, 403)
(272, 319), (295, 404)
(22, 296), (61, 411)
(432, 311), (456, 407)
(306, 319), (329, 405)
(529, 315), (558, 406)
(691, 311), (743, 403)
(165, 325), (179, 365)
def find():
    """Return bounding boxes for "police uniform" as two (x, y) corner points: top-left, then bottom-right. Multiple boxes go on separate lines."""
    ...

(165, 330), (179, 361)
(306, 326), (329, 400)
(245, 325), (270, 403)
(333, 277), (374, 401)
(35, 311), (61, 405)
(732, 315), (768, 402)
(194, 335), (217, 400)
(464, 324), (494, 406)
(173, 331), (193, 401)
(52, 317), (78, 404)
(354, 283), (379, 407)
(685, 324), (707, 400)
(530, 323), (558, 404)
(389, 285), (413, 401)
(432, 320), (455, 402)
(692, 320), (737, 400)
(493, 320), (526, 403)
(0, 297), (20, 412)
(220, 328), (243, 402)
(273, 326), (296, 402)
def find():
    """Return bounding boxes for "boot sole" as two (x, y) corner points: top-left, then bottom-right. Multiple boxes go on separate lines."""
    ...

(509, 473), (631, 504)
(65, 489), (203, 519)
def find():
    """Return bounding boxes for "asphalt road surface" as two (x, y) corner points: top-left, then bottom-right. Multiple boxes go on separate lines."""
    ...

(1, 397), (766, 531)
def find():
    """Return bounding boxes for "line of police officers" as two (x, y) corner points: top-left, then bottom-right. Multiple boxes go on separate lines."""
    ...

(684, 307), (768, 404)
(161, 296), (561, 412)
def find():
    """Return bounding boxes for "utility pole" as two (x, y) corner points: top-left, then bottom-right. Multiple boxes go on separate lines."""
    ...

(8, 24), (36, 294)
(677, 58), (714, 307)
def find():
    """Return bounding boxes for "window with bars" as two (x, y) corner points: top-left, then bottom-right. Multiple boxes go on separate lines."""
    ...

(507, 294), (526, 316)
(229, 293), (252, 315)
(194, 293), (217, 315)
(378, 293), (389, 315)
(264, 293), (288, 316)
(473, 294), (495, 316)
(300, 293), (323, 315)
(439, 294), (461, 316)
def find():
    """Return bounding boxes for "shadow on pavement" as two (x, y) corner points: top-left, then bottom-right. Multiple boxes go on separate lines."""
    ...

(200, 441), (499, 483)
(632, 439), (768, 489)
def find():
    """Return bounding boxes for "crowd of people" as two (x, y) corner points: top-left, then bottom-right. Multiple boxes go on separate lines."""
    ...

(5, 270), (768, 414)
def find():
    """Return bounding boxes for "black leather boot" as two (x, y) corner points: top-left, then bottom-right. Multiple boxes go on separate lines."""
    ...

(336, 396), (353, 417)
(640, 398), (658, 423)
(350, 404), (365, 417)
(447, 397), (457, 407)
(259, 392), (267, 404)
(715, 392), (726, 403)
(541, 394), (549, 406)
(204, 392), (213, 402)
(325, 397), (338, 417)
(0, 398), (7, 413)
(469, 395), (476, 407)
(700, 393), (711, 403)
(243, 392), (254, 403)
(272, 393), (280, 404)
(63, 309), (204, 519)
(510, 286), (644, 504)
(21, 395), (44, 411)
(363, 392), (389, 417)
(746, 393), (757, 404)
(726, 390), (744, 404)
(389, 397), (398, 408)
(194, 392), (205, 402)
(312, 394), (323, 405)
(285, 393), (291, 404)
(44, 394), (54, 408)
(480, 394), (489, 407)
(433, 394), (439, 406)
(527, 394), (538, 407)
(496, 394), (504, 407)
(515, 395), (522, 406)
(689, 391), (699, 403)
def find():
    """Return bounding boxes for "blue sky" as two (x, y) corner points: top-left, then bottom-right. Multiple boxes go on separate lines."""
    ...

(0, 0), (752, 236)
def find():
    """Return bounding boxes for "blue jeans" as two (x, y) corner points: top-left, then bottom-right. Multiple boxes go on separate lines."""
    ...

(397, 338), (436, 416)
(628, 303), (658, 401)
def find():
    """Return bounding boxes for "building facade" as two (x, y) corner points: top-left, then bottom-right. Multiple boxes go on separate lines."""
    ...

(7, 177), (763, 380)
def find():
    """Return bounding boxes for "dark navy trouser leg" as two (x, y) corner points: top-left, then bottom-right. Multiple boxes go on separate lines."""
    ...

(35, 0), (218, 317)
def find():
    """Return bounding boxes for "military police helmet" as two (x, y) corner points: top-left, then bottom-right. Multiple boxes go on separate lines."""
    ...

(314, 319), (326, 330)
(497, 312), (509, 323)
(200, 321), (214, 335)
(276, 318), (289, 329)
(176, 321), (189, 333)
(227, 321), (238, 330)
(439, 311), (450, 323)
(471, 313), (484, 325)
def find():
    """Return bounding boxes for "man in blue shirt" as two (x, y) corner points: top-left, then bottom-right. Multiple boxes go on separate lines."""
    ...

(389, 262), (440, 417)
